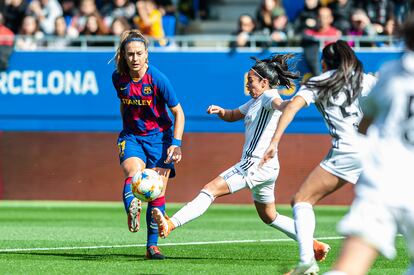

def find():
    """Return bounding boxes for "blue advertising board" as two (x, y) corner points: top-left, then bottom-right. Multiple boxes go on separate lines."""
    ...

(0, 50), (402, 133)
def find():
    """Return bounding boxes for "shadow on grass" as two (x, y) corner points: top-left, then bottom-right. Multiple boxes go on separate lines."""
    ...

(1, 251), (291, 263)
(0, 251), (144, 261)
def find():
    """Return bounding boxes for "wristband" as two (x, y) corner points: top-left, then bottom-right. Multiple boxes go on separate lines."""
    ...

(172, 137), (182, 147)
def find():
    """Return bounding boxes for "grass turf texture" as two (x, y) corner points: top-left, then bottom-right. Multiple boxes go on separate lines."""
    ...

(0, 201), (409, 274)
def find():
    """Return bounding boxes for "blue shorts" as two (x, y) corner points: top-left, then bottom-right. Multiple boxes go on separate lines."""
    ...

(117, 129), (175, 178)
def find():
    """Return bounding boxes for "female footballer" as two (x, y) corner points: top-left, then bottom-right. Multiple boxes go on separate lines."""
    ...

(112, 29), (185, 259)
(260, 40), (377, 274)
(152, 53), (329, 262)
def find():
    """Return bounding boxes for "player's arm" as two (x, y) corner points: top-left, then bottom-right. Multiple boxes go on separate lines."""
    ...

(259, 96), (306, 167)
(206, 105), (244, 122)
(169, 103), (185, 141)
(358, 115), (374, 135)
(120, 102), (124, 117)
(165, 103), (185, 164)
(271, 97), (290, 111)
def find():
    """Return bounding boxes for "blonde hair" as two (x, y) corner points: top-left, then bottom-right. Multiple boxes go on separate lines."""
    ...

(115, 30), (149, 75)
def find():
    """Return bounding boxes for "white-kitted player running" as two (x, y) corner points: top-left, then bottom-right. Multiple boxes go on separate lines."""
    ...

(325, 14), (414, 275)
(152, 53), (330, 261)
(260, 40), (377, 275)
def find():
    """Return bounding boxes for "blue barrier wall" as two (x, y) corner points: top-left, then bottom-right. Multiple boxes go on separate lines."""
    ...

(0, 50), (402, 133)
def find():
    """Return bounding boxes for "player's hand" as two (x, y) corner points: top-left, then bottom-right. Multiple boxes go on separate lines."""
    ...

(259, 143), (278, 168)
(206, 105), (224, 116)
(165, 145), (182, 164)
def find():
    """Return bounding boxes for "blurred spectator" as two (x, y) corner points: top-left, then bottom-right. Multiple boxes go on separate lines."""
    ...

(355, 0), (395, 34)
(101, 0), (136, 28)
(269, 13), (290, 46)
(256, 0), (286, 32)
(61, 0), (78, 28)
(3, 0), (28, 34)
(377, 17), (404, 47)
(328, 0), (355, 33)
(27, 0), (63, 35)
(229, 14), (257, 49)
(303, 6), (341, 44)
(293, 0), (319, 35)
(71, 0), (100, 34)
(347, 8), (377, 47)
(81, 13), (111, 46)
(81, 13), (109, 35)
(133, 0), (166, 44)
(177, 0), (209, 20)
(15, 15), (44, 50)
(110, 16), (131, 36)
(197, 0), (210, 20)
(0, 11), (14, 70)
(392, 0), (409, 24)
(302, 6), (341, 76)
(47, 16), (78, 49)
(156, 0), (176, 16)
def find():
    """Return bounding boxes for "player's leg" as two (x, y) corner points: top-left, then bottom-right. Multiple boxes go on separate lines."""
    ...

(118, 133), (146, 232)
(153, 175), (230, 238)
(253, 184), (329, 262)
(153, 164), (248, 238)
(145, 168), (170, 260)
(252, 180), (297, 241)
(118, 134), (146, 233)
(325, 236), (378, 275)
(121, 157), (145, 233)
(255, 200), (297, 239)
(141, 131), (174, 259)
(291, 166), (346, 269)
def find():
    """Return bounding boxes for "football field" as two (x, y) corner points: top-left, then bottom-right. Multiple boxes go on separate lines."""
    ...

(0, 201), (409, 274)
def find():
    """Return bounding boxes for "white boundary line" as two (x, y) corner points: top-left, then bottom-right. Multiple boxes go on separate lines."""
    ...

(0, 236), (345, 253)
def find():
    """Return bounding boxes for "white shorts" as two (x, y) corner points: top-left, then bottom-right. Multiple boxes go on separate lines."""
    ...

(219, 159), (279, 204)
(337, 197), (414, 259)
(320, 148), (362, 184)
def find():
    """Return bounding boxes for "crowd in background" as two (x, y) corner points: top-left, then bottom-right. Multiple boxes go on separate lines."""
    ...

(0, 0), (413, 52)
(0, 0), (208, 49)
(232, 0), (412, 49)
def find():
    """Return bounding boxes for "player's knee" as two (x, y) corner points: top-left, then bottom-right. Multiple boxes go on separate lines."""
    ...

(291, 195), (299, 207)
(258, 211), (275, 224)
(202, 180), (228, 198)
(256, 205), (276, 224)
(291, 192), (316, 206)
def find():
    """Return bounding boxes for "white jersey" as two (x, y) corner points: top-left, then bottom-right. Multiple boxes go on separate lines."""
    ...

(357, 52), (414, 207)
(296, 71), (377, 152)
(238, 89), (282, 168)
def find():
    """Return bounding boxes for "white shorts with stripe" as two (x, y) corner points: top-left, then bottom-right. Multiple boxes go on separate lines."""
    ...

(219, 159), (279, 204)
(320, 147), (362, 184)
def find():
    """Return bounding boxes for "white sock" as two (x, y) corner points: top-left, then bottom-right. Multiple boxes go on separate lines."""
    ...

(170, 189), (215, 228)
(293, 202), (315, 263)
(268, 213), (297, 241)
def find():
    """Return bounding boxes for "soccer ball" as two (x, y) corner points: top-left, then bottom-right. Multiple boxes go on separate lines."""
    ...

(131, 169), (164, 202)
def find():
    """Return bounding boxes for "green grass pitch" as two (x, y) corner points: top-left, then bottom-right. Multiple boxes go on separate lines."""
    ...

(0, 201), (409, 274)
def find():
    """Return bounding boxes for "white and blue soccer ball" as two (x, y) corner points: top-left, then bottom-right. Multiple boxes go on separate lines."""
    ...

(131, 169), (163, 202)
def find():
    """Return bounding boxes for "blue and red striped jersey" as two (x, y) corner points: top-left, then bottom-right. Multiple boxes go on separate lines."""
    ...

(112, 66), (179, 135)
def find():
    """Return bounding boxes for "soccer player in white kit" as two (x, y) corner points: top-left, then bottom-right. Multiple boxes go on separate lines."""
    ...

(152, 54), (330, 260)
(325, 15), (414, 275)
(260, 40), (377, 275)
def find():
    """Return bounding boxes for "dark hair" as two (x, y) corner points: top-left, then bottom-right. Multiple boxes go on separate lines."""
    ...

(402, 13), (414, 51)
(305, 40), (363, 106)
(115, 29), (148, 75)
(250, 53), (300, 89)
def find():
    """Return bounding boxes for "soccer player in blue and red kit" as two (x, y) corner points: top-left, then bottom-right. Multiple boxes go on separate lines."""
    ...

(112, 29), (185, 259)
